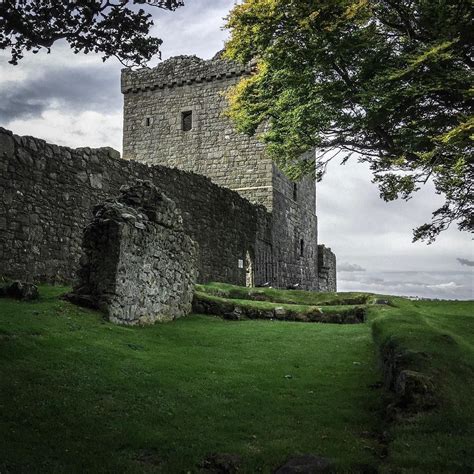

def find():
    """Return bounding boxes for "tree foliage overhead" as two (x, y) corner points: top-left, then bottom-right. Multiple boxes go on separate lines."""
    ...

(0, 0), (184, 66)
(224, 0), (473, 242)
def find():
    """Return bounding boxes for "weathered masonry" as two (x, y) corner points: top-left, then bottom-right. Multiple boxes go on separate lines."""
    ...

(122, 54), (336, 290)
(68, 181), (198, 325)
(0, 128), (270, 287)
(318, 245), (337, 292)
(0, 55), (336, 292)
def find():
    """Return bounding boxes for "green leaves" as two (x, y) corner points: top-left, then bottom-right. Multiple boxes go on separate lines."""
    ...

(388, 40), (457, 80)
(0, 0), (184, 66)
(224, 0), (473, 242)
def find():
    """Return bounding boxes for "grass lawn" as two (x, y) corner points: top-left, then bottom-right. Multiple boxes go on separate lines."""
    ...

(0, 286), (383, 473)
(0, 284), (473, 473)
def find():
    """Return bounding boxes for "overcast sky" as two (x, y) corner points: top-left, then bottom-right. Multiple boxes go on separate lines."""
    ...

(0, 0), (472, 299)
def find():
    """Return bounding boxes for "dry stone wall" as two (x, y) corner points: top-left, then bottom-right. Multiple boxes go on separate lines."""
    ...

(68, 181), (197, 325)
(0, 127), (270, 286)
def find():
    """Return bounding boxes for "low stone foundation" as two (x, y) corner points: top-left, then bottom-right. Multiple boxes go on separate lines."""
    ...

(68, 181), (197, 325)
(380, 339), (437, 418)
(193, 292), (365, 324)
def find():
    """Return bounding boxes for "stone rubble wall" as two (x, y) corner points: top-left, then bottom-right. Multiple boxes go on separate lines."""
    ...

(0, 128), (270, 286)
(193, 292), (365, 324)
(317, 245), (337, 292)
(69, 181), (197, 325)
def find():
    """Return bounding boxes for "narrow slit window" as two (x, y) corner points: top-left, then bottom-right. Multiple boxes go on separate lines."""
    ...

(145, 117), (152, 126)
(293, 183), (298, 201)
(181, 111), (193, 131)
(300, 239), (304, 257)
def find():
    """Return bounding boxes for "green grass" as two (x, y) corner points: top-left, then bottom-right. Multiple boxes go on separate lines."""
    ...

(196, 282), (372, 306)
(0, 286), (383, 473)
(195, 290), (365, 315)
(369, 298), (474, 473)
(0, 285), (473, 473)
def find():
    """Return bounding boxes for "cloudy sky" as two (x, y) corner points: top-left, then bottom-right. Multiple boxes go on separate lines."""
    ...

(1, 0), (472, 299)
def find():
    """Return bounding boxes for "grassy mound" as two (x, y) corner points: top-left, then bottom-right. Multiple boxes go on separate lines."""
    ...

(196, 282), (371, 306)
(368, 298), (474, 472)
(194, 283), (369, 324)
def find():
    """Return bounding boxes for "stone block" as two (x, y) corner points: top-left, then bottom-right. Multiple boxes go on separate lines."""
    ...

(0, 129), (15, 159)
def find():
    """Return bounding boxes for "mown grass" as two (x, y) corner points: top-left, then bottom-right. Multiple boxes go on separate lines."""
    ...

(369, 298), (474, 473)
(0, 286), (383, 473)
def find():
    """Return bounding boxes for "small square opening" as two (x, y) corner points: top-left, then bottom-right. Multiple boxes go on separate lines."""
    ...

(181, 111), (193, 131)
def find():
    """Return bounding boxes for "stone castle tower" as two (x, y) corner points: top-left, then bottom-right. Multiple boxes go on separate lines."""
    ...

(121, 55), (336, 291)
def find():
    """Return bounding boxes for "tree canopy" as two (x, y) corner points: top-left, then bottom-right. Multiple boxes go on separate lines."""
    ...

(0, 0), (184, 66)
(224, 0), (473, 242)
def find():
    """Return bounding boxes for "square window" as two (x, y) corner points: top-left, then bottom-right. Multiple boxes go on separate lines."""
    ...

(181, 111), (193, 131)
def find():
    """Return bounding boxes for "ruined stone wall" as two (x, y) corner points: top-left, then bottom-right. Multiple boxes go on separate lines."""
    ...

(69, 181), (198, 325)
(0, 128), (270, 286)
(317, 245), (337, 292)
(122, 56), (274, 210)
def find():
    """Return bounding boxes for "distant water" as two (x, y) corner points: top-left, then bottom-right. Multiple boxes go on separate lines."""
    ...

(338, 270), (474, 300)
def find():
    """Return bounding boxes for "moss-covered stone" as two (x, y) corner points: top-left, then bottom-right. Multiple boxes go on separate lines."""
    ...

(192, 292), (366, 324)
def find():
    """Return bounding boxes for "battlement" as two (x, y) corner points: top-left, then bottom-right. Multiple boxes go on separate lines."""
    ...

(121, 55), (253, 94)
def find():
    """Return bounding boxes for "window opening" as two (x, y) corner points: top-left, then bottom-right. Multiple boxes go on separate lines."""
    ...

(181, 111), (193, 131)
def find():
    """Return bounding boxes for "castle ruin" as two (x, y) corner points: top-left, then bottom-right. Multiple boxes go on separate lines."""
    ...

(122, 55), (336, 291)
(0, 54), (336, 292)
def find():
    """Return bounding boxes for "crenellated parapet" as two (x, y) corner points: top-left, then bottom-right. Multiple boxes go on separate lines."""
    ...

(121, 55), (253, 94)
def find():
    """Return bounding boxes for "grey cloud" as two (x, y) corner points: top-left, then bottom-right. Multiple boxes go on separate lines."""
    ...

(149, 0), (233, 60)
(318, 157), (444, 238)
(0, 0), (229, 125)
(0, 63), (122, 123)
(338, 262), (366, 272)
(457, 258), (474, 267)
(366, 276), (385, 284)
